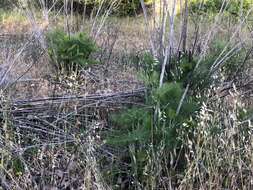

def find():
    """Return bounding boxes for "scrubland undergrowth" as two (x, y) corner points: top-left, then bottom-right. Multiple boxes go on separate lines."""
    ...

(0, 0), (252, 189)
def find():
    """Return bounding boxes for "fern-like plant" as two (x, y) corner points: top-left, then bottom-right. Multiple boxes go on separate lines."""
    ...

(104, 51), (218, 188)
(46, 29), (97, 75)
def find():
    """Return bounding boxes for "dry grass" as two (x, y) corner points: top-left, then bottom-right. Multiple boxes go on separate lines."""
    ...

(0, 1), (252, 189)
(0, 12), (146, 100)
(180, 88), (253, 189)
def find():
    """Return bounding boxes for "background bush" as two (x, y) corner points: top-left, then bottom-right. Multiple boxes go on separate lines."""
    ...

(113, 0), (152, 16)
(1, 0), (18, 9)
(189, 0), (252, 17)
(1, 0), (152, 16)
(26, 0), (153, 16)
(81, 0), (153, 16)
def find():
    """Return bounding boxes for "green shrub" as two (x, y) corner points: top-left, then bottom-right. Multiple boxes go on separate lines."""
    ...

(114, 0), (153, 16)
(106, 51), (210, 145)
(46, 30), (97, 75)
(104, 52), (202, 188)
(104, 40), (247, 187)
(86, 0), (153, 16)
(1, 0), (18, 10)
(189, 0), (252, 17)
(45, 0), (152, 16)
(11, 157), (25, 176)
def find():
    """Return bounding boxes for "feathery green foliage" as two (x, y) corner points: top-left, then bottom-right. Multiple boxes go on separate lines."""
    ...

(104, 39), (249, 187)
(46, 29), (97, 75)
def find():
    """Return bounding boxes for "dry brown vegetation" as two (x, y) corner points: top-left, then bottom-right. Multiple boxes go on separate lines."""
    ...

(0, 0), (253, 189)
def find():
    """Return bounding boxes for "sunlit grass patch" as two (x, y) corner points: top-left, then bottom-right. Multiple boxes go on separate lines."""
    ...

(0, 9), (29, 33)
